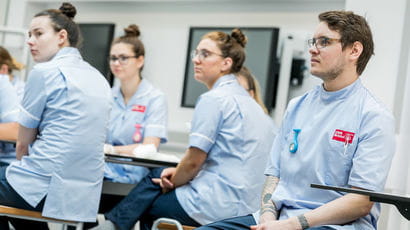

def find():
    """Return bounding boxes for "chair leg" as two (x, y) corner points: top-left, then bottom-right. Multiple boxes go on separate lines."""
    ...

(75, 222), (83, 230)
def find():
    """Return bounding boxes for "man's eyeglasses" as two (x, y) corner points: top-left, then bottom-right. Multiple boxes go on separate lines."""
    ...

(191, 49), (223, 61)
(109, 55), (137, 65)
(307, 37), (341, 49)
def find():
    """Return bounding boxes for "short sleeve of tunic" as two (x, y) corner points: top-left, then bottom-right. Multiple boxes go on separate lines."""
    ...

(19, 69), (47, 129)
(143, 93), (168, 142)
(189, 95), (222, 153)
(348, 105), (395, 191)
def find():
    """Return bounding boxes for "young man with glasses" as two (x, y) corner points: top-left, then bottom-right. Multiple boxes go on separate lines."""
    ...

(197, 10), (395, 230)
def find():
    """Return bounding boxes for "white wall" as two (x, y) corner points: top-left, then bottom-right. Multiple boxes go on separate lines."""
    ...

(345, 0), (407, 127)
(0, 0), (8, 26)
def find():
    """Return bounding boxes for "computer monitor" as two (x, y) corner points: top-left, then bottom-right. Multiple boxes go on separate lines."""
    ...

(78, 23), (115, 86)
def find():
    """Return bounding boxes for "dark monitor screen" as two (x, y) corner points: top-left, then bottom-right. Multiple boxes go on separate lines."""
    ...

(181, 27), (280, 112)
(78, 23), (115, 86)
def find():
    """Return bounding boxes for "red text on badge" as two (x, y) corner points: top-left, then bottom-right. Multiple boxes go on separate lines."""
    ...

(132, 105), (146, 113)
(332, 129), (355, 144)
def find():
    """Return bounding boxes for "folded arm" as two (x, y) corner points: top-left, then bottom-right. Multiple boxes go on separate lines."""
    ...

(153, 147), (207, 192)
(112, 136), (161, 156)
(16, 125), (37, 160)
(0, 122), (18, 142)
(171, 147), (207, 187)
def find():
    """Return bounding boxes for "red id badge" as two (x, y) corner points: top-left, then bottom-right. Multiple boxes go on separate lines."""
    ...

(132, 105), (146, 113)
(332, 129), (355, 144)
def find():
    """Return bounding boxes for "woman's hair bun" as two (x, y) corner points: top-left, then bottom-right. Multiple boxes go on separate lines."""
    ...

(59, 2), (77, 19)
(231, 28), (247, 48)
(124, 24), (141, 38)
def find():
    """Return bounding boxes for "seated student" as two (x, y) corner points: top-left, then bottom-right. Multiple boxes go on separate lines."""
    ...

(97, 25), (168, 218)
(236, 66), (279, 139)
(197, 10), (395, 230)
(236, 66), (268, 114)
(95, 28), (277, 230)
(0, 46), (25, 101)
(103, 24), (168, 185)
(0, 2), (112, 230)
(0, 74), (19, 167)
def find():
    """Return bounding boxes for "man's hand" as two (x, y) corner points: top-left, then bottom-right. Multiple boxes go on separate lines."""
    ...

(250, 217), (300, 230)
(152, 167), (176, 193)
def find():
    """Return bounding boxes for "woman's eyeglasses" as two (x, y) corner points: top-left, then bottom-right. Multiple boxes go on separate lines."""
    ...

(191, 49), (223, 61)
(109, 55), (137, 65)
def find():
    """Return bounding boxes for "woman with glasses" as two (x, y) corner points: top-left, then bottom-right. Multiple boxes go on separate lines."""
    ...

(0, 2), (112, 229)
(96, 28), (276, 230)
(101, 24), (168, 211)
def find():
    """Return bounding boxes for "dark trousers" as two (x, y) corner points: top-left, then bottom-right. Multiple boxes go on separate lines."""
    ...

(0, 166), (48, 230)
(105, 167), (200, 230)
(197, 215), (335, 230)
(196, 215), (256, 230)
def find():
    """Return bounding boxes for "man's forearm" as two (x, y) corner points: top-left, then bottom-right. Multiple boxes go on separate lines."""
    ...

(303, 192), (373, 227)
(260, 176), (280, 219)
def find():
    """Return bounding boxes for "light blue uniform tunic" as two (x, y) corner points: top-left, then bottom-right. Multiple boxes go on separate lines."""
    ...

(0, 74), (19, 164)
(6, 47), (112, 222)
(11, 75), (25, 102)
(262, 79), (395, 230)
(176, 74), (277, 225)
(104, 79), (168, 184)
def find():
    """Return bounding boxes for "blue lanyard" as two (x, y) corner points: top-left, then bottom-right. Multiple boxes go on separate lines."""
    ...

(289, 129), (301, 153)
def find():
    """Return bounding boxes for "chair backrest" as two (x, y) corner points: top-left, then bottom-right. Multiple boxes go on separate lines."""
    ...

(152, 217), (196, 230)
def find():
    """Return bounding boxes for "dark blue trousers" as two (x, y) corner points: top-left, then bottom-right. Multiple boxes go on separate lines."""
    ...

(105, 167), (200, 230)
(197, 215), (335, 230)
(0, 166), (48, 230)
(196, 215), (256, 230)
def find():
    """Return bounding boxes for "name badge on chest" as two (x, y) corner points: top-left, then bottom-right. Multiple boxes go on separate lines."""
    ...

(332, 129), (355, 155)
(132, 105), (146, 113)
(332, 129), (355, 144)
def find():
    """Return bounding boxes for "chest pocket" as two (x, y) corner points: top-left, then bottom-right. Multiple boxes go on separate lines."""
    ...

(128, 109), (145, 124)
(324, 129), (357, 186)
